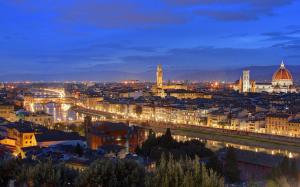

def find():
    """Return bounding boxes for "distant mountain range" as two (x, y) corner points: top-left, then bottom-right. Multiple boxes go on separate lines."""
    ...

(1, 65), (300, 83)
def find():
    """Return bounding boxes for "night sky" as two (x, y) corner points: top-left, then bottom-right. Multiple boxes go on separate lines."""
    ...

(1, 0), (300, 80)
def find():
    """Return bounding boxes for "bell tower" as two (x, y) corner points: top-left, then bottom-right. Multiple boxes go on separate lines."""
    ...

(242, 70), (250, 93)
(156, 64), (163, 89)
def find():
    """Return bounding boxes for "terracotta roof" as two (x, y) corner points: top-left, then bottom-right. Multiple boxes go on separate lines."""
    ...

(272, 62), (293, 81)
(266, 113), (290, 118)
(35, 131), (84, 142)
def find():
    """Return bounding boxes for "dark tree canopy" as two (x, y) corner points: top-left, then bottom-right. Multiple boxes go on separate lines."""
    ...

(269, 156), (299, 186)
(77, 159), (146, 187)
(74, 143), (84, 157)
(137, 128), (214, 161)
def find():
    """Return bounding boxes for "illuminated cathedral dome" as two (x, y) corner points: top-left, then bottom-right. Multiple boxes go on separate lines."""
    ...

(272, 61), (293, 87)
(272, 62), (293, 81)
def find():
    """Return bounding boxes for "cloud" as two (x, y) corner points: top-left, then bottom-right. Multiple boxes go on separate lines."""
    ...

(285, 54), (300, 59)
(59, 0), (187, 28)
(261, 27), (300, 48)
(261, 31), (299, 41)
(87, 43), (158, 53)
(165, 0), (293, 8)
(65, 42), (159, 61)
(4, 0), (188, 28)
(286, 25), (300, 30)
(165, 0), (294, 21)
(272, 40), (300, 50)
(118, 46), (287, 71)
(4, 0), (294, 26)
(195, 10), (258, 21)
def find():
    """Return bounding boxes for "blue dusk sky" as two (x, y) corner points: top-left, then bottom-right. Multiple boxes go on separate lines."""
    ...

(0, 0), (300, 78)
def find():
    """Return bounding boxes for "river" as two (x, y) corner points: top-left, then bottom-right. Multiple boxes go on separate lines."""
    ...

(31, 103), (81, 122)
(30, 102), (299, 159)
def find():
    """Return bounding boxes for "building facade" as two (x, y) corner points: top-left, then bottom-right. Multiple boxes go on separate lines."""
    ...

(152, 65), (188, 97)
(0, 104), (15, 121)
(235, 61), (297, 93)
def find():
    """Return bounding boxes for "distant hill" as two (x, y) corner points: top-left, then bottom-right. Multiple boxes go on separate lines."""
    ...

(1, 65), (300, 83)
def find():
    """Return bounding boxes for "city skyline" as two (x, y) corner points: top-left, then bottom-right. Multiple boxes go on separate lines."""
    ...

(1, 0), (300, 81)
(1, 2), (300, 185)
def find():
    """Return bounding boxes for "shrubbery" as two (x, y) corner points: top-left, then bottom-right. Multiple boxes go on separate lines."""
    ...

(2, 156), (224, 187)
(136, 128), (214, 160)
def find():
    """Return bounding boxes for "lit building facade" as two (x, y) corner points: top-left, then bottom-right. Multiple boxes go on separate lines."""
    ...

(0, 104), (16, 121)
(234, 61), (297, 93)
(21, 112), (53, 127)
(271, 62), (294, 93)
(86, 122), (146, 152)
(266, 114), (300, 137)
(152, 64), (188, 97)
(166, 90), (212, 99)
(4, 124), (37, 148)
(93, 98), (300, 138)
(157, 64), (163, 89)
(266, 113), (290, 136)
(287, 119), (300, 137)
(242, 70), (251, 93)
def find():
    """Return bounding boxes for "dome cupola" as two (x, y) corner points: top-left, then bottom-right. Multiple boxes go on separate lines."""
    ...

(272, 61), (293, 87)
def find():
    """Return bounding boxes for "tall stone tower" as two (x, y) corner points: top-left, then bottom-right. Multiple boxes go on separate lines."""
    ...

(242, 70), (250, 93)
(156, 64), (163, 89)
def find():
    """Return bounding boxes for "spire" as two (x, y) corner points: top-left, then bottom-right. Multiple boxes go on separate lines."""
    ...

(280, 60), (285, 69)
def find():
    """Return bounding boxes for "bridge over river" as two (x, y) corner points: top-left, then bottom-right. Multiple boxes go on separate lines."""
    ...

(23, 88), (78, 111)
(71, 106), (125, 120)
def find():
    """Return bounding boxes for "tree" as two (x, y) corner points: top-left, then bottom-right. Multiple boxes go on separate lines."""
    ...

(279, 156), (289, 175)
(223, 147), (240, 183)
(269, 157), (299, 186)
(164, 128), (172, 140)
(77, 159), (145, 187)
(0, 158), (21, 186)
(74, 143), (84, 157)
(135, 145), (142, 155)
(146, 154), (224, 187)
(16, 160), (78, 187)
(84, 116), (92, 136)
(138, 129), (159, 157)
(265, 179), (279, 187)
(137, 128), (214, 161)
(207, 155), (223, 176)
(160, 128), (175, 149)
(289, 159), (298, 181)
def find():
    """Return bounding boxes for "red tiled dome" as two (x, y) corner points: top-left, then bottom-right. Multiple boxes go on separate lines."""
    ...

(272, 62), (293, 81)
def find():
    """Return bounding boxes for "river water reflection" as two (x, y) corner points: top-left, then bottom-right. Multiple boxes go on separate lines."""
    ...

(152, 132), (299, 159)
(32, 103), (79, 122)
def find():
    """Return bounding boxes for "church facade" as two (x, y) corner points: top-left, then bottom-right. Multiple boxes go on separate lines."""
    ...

(234, 61), (297, 93)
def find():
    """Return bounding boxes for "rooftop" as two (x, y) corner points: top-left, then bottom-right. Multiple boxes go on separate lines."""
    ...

(91, 122), (131, 133)
(35, 131), (84, 142)
(3, 121), (49, 133)
(289, 118), (300, 123)
(266, 113), (290, 118)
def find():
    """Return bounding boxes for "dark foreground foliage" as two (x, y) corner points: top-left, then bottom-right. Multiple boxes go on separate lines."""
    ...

(136, 129), (243, 183)
(136, 128), (214, 160)
(266, 156), (299, 187)
(1, 156), (224, 187)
